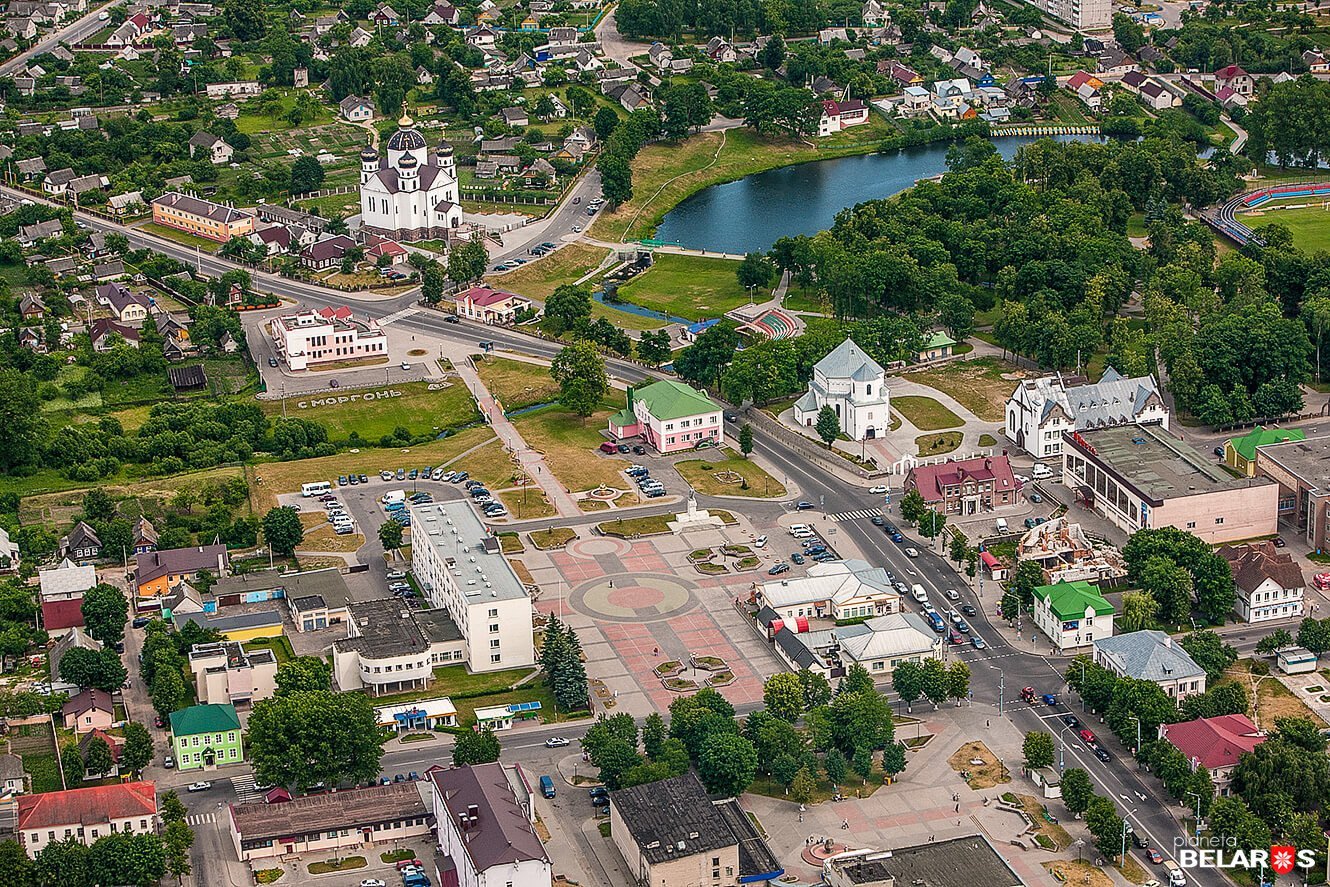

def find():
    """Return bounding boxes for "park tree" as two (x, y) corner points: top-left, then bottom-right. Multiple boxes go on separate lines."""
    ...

(815, 405), (840, 447)
(920, 658), (948, 709)
(550, 343), (608, 421)
(120, 722), (153, 775)
(446, 240), (488, 285)
(636, 330), (672, 366)
(799, 670), (833, 709)
(823, 747), (848, 785)
(1118, 591), (1160, 632)
(790, 766), (816, 803)
(262, 506), (304, 557)
(736, 252), (776, 293)
(1255, 627), (1295, 655)
(453, 728), (502, 766)
(697, 732), (758, 796)
(1023, 731), (1055, 770)
(0, 840), (32, 887)
(1060, 767), (1094, 817)
(1179, 630), (1238, 682)
(674, 321), (740, 389)
(81, 584), (128, 645)
(274, 657), (332, 695)
(543, 284), (592, 335)
(946, 662), (970, 706)
(543, 617), (589, 713)
(892, 661), (923, 711)
(738, 424), (754, 458)
(642, 712), (666, 759)
(596, 738), (643, 789)
(763, 672), (803, 722)
(289, 155), (325, 195)
(378, 521), (404, 554)
(1085, 795), (1125, 860)
(58, 646), (126, 693)
(248, 690), (384, 790)
(420, 261), (446, 305)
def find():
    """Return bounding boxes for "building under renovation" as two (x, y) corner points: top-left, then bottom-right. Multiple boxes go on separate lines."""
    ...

(1017, 517), (1126, 585)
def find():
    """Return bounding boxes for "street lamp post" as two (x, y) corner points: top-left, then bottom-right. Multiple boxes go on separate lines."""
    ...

(1185, 791), (1202, 840)
(1127, 715), (1141, 762)
(990, 665), (1004, 717)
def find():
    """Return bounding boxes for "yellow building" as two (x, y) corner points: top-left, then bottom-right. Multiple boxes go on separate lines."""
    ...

(151, 192), (254, 243)
(135, 544), (229, 597)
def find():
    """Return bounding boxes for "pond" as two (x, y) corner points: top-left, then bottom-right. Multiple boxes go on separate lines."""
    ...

(654, 134), (1107, 255)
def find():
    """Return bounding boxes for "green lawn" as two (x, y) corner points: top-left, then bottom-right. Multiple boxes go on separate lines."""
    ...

(511, 398), (634, 494)
(245, 635), (295, 666)
(617, 253), (750, 322)
(137, 222), (221, 252)
(892, 395), (964, 431)
(260, 380), (479, 442)
(487, 242), (611, 300)
(673, 453), (786, 498)
(902, 357), (1021, 423)
(917, 431), (962, 457)
(473, 355), (560, 411)
(1238, 201), (1330, 253)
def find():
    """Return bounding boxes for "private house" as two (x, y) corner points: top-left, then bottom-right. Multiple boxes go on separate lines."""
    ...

(1005, 368), (1169, 460)
(0, 753), (25, 795)
(204, 81), (260, 99)
(610, 772), (782, 887)
(608, 380), (724, 453)
(268, 306), (387, 371)
(772, 612), (940, 680)
(704, 36), (737, 62)
(428, 763), (552, 887)
(16, 782), (158, 857)
(299, 235), (356, 270)
(1093, 630), (1206, 699)
(78, 729), (123, 778)
(0, 527), (18, 572)
(229, 782), (431, 862)
(793, 338), (888, 441)
(1214, 64), (1254, 96)
(41, 597), (85, 637)
(1303, 49), (1330, 72)
(88, 318), (141, 352)
(901, 85), (932, 116)
(95, 282), (151, 324)
(1219, 541), (1305, 624)
(135, 544), (230, 596)
(422, 2), (459, 25)
(58, 521), (101, 562)
(1031, 580), (1114, 653)
(1066, 71), (1105, 111)
(38, 559), (96, 602)
(1224, 426), (1304, 477)
(888, 63), (924, 86)
(817, 98), (869, 136)
(189, 641), (278, 707)
(1159, 714), (1264, 794)
(454, 286), (533, 325)
(108, 190), (145, 215)
(60, 689), (115, 733)
(1063, 424), (1278, 544)
(500, 106), (529, 127)
(169, 703), (244, 771)
(49, 628), (101, 694)
(19, 294), (44, 320)
(915, 331), (956, 362)
(188, 131), (233, 165)
(152, 192), (254, 242)
(1140, 80), (1179, 110)
(904, 455), (1019, 516)
(862, 0), (887, 25)
(756, 559), (901, 623)
(338, 95), (374, 122)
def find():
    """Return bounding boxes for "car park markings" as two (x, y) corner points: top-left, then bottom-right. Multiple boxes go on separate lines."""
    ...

(829, 508), (884, 522)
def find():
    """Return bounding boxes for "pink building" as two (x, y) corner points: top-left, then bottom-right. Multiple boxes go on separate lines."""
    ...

(454, 286), (533, 324)
(608, 380), (722, 453)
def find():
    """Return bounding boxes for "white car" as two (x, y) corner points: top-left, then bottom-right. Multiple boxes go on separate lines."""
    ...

(869, 485), (888, 494)
(905, 547), (920, 558)
(545, 737), (571, 748)
(187, 781), (212, 792)
(754, 535), (768, 548)
(571, 224), (582, 233)
(400, 362), (411, 371)
(360, 880), (387, 887)
(945, 589), (960, 601)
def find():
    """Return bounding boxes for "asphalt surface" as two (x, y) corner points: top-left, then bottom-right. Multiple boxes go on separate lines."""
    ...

(0, 0), (126, 76)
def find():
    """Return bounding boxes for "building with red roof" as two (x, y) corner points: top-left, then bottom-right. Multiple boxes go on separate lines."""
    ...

(40, 597), (85, 637)
(1160, 714), (1265, 794)
(818, 98), (869, 136)
(454, 286), (534, 325)
(1214, 64), (1253, 96)
(17, 781), (158, 857)
(904, 455), (1019, 516)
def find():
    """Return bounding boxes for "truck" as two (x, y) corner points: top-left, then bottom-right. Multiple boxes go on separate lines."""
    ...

(1164, 861), (1186, 886)
(539, 775), (556, 799)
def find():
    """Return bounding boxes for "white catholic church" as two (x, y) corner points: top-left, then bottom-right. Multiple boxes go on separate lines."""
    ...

(359, 110), (463, 242)
(793, 338), (889, 440)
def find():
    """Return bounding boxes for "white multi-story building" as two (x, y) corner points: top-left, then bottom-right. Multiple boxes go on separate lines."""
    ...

(428, 763), (551, 887)
(1017, 0), (1109, 30)
(407, 502), (535, 673)
(268, 306), (387, 371)
(332, 598), (468, 694)
(1220, 541), (1306, 623)
(793, 338), (888, 441)
(17, 782), (158, 857)
(359, 111), (463, 242)
(1005, 368), (1168, 460)
(189, 641), (278, 707)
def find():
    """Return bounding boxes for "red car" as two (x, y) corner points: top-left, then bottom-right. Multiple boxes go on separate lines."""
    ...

(1079, 728), (1097, 745)
(1147, 849), (1164, 864)
(1314, 572), (1330, 591)
(395, 859), (423, 871)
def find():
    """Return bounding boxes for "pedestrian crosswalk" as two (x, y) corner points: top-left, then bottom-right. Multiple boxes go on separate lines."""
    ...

(377, 307), (419, 327)
(231, 775), (264, 805)
(829, 507), (883, 522)
(186, 813), (215, 827)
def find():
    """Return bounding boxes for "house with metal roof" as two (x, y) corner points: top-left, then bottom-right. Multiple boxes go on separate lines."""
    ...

(1032, 580), (1114, 653)
(608, 380), (723, 453)
(1224, 425), (1305, 477)
(756, 559), (901, 622)
(1219, 541), (1305, 624)
(428, 762), (550, 887)
(1005, 367), (1169, 460)
(773, 612), (941, 680)
(1093, 629), (1206, 698)
(1159, 714), (1263, 793)
(230, 781), (431, 861)
(793, 338), (888, 441)
(169, 703), (243, 771)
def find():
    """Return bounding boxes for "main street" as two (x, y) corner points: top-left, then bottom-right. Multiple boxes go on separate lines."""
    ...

(0, 0), (126, 76)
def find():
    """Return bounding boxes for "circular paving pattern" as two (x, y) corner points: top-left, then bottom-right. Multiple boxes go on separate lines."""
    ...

(566, 536), (633, 560)
(571, 573), (698, 622)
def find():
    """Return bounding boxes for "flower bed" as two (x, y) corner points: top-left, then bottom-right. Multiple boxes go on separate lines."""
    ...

(664, 678), (698, 691)
(655, 661), (683, 677)
(696, 562), (728, 574)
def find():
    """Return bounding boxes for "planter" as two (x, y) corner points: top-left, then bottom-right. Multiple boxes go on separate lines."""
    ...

(707, 671), (734, 686)
(663, 678), (698, 691)
(695, 563), (728, 575)
(692, 655), (727, 670)
(654, 661), (683, 677)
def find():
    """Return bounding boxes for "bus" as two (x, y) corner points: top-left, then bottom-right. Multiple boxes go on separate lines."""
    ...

(301, 481), (332, 497)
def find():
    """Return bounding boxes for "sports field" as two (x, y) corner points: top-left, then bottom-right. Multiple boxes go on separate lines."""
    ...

(1238, 200), (1330, 252)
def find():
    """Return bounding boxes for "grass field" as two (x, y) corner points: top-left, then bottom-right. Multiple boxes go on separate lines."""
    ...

(1215, 659), (1327, 730)
(511, 400), (635, 495)
(18, 464), (249, 526)
(489, 242), (611, 300)
(137, 222), (220, 252)
(1238, 200), (1330, 253)
(590, 127), (894, 243)
(903, 357), (1024, 423)
(617, 253), (750, 322)
(498, 487), (557, 520)
(892, 395), (963, 431)
(916, 431), (962, 457)
(446, 438), (524, 491)
(262, 380), (478, 442)
(473, 356), (560, 412)
(673, 453), (786, 498)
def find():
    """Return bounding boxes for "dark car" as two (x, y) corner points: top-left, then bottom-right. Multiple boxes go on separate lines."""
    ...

(358, 474), (368, 484)
(132, 615), (152, 629)
(960, 604), (977, 617)
(1131, 830), (1148, 850)
(1094, 747), (1112, 763)
(616, 444), (630, 453)
(452, 471), (469, 483)
(1273, 537), (1286, 548)
(1063, 714), (1080, 729)
(795, 501), (814, 510)
(348, 474), (360, 485)
(888, 530), (905, 543)
(632, 445), (646, 455)
(338, 475), (348, 485)
(790, 553), (805, 565)
(444, 315), (461, 323)
(408, 469), (418, 480)
(1214, 446), (1225, 457)
(768, 563), (790, 576)
(268, 356), (278, 367)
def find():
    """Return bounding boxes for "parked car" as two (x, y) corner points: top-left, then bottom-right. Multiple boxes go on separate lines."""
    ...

(1079, 728), (1097, 745)
(164, 756), (174, 769)
(790, 553), (805, 565)
(545, 737), (570, 748)
(632, 445), (646, 455)
(870, 515), (885, 527)
(768, 563), (790, 576)
(187, 781), (212, 792)
(1147, 849), (1164, 865)
(1094, 747), (1112, 763)
(359, 475), (368, 484)
(754, 535), (768, 548)
(132, 616), (152, 629)
(361, 880), (387, 887)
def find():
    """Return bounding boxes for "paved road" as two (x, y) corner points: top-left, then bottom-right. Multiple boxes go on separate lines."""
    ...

(0, 0), (125, 76)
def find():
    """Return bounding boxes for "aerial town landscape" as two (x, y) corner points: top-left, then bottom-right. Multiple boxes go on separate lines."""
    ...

(3, 0), (1330, 885)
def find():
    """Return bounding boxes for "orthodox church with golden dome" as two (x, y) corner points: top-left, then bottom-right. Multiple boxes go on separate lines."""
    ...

(358, 111), (463, 242)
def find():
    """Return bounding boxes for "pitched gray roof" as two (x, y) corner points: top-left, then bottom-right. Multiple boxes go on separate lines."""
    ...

(812, 337), (884, 381)
(1094, 630), (1205, 683)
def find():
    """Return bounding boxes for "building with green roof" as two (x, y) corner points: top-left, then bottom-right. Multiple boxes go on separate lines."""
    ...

(170, 703), (243, 771)
(915, 330), (957, 362)
(608, 380), (723, 453)
(1031, 580), (1115, 653)
(1224, 426), (1305, 477)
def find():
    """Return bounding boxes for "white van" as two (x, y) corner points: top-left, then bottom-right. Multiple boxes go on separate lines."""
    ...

(382, 489), (406, 506)
(1164, 861), (1186, 886)
(1031, 463), (1054, 480)
(995, 517), (1008, 532)
(788, 524), (812, 535)
(911, 584), (928, 603)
